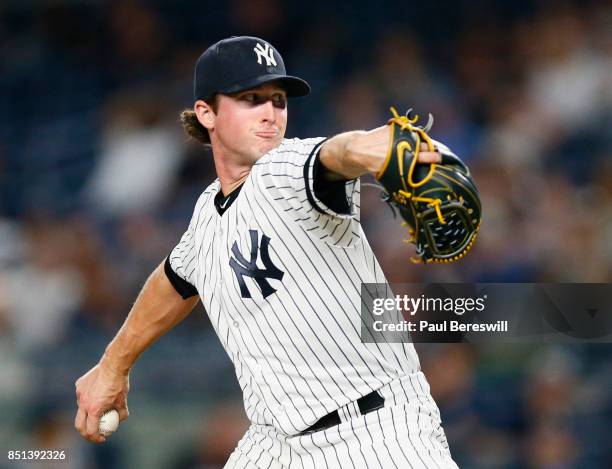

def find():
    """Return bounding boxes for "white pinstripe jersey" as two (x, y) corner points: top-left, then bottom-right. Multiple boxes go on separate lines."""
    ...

(169, 137), (423, 436)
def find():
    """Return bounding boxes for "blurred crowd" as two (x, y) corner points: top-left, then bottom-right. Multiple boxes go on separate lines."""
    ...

(0, 0), (611, 468)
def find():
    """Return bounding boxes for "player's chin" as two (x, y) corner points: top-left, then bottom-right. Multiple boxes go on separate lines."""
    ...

(255, 135), (282, 154)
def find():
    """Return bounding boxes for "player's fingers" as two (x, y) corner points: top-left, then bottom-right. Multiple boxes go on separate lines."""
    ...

(85, 411), (106, 444)
(74, 407), (86, 435)
(420, 142), (437, 151)
(417, 151), (442, 164)
(118, 405), (129, 422)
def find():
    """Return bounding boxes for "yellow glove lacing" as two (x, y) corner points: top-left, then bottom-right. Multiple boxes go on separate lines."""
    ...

(388, 107), (447, 226)
(403, 221), (481, 264)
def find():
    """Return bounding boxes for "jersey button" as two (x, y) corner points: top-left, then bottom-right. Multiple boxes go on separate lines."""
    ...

(233, 321), (239, 328)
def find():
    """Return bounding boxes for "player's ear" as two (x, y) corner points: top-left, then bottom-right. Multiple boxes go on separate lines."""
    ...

(194, 99), (215, 131)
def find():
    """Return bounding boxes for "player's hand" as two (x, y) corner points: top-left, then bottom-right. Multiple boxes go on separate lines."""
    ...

(374, 126), (442, 164)
(74, 363), (130, 443)
(416, 142), (442, 164)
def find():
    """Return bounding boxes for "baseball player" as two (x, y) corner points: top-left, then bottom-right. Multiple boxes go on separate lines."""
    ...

(75, 36), (465, 468)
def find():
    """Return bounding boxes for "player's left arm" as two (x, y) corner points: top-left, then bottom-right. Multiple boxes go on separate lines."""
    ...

(318, 126), (442, 181)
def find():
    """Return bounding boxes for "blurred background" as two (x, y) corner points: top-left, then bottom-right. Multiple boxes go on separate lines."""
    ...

(1, 0), (611, 467)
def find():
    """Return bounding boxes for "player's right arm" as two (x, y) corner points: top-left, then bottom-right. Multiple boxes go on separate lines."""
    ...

(74, 260), (199, 444)
(76, 189), (206, 443)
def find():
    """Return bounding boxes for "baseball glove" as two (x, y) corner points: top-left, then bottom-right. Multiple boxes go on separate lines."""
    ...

(374, 107), (481, 264)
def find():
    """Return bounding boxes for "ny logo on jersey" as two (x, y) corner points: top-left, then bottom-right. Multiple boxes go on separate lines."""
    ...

(229, 230), (284, 299)
(253, 42), (277, 67)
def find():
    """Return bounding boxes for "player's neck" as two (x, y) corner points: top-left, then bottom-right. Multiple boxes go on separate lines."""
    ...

(213, 155), (252, 196)
(219, 175), (248, 196)
(211, 138), (272, 196)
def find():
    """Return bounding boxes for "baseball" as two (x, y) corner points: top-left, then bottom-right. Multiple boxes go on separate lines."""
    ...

(98, 409), (119, 437)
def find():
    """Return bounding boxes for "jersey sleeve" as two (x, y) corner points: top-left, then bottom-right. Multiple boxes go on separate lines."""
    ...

(258, 137), (360, 248)
(166, 193), (207, 298)
(164, 255), (198, 299)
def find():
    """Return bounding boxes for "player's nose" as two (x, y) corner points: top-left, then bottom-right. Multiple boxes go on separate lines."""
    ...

(259, 99), (276, 123)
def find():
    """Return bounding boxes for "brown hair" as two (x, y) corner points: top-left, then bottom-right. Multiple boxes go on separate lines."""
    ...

(179, 96), (219, 146)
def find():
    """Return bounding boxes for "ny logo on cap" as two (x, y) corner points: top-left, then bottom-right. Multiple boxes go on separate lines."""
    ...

(253, 42), (277, 67)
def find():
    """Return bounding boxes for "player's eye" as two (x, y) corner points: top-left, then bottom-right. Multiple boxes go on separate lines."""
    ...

(241, 93), (259, 103)
(240, 93), (286, 109)
(271, 94), (287, 109)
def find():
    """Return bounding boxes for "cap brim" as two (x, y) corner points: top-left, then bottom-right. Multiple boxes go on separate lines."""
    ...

(221, 74), (311, 97)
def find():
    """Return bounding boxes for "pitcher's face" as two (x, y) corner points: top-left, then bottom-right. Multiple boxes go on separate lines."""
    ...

(205, 82), (288, 161)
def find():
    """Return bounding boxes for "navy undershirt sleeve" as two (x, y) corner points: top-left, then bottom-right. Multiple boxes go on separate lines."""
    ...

(311, 152), (352, 215)
(164, 256), (198, 299)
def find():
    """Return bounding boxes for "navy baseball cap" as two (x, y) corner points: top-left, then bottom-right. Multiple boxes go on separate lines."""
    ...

(194, 36), (311, 101)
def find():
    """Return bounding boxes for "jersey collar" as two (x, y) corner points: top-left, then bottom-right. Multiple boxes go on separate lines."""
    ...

(214, 181), (245, 216)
